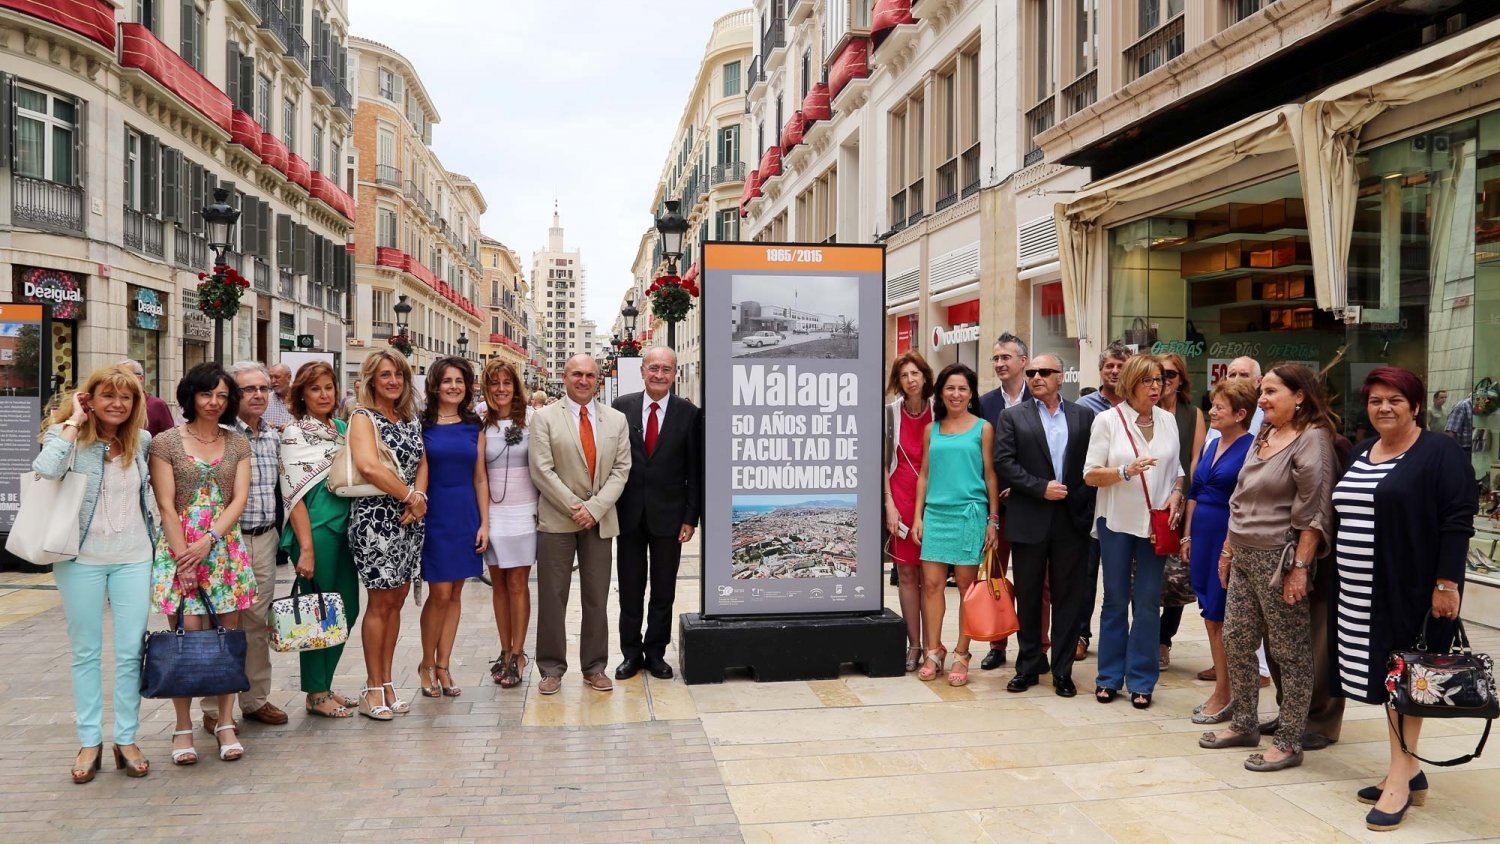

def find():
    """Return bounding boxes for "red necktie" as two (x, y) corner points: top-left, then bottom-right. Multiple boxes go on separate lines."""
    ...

(645, 401), (659, 457)
(579, 405), (597, 480)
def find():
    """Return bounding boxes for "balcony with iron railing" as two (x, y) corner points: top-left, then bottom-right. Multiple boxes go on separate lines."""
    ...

(711, 162), (747, 186)
(285, 26), (309, 73)
(1125, 14), (1185, 82)
(173, 227), (191, 265)
(253, 258), (271, 292)
(375, 164), (401, 187)
(311, 57), (353, 115)
(123, 207), (166, 258)
(278, 268), (296, 299)
(1024, 97), (1056, 166)
(935, 161), (959, 211)
(1061, 69), (1097, 118)
(14, 176), (85, 234)
(762, 11), (787, 70)
(907, 178), (924, 226)
(746, 55), (766, 98)
(254, 0), (289, 49)
(373, 320), (394, 339)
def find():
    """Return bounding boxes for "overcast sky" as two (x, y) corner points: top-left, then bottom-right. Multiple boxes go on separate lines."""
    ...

(351, 0), (745, 331)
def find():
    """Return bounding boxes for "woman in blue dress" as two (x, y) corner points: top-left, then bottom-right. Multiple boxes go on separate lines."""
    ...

(416, 356), (488, 698)
(1181, 378), (1257, 724)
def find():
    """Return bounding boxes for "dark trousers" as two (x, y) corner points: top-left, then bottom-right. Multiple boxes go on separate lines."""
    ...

(1160, 604), (1184, 647)
(616, 519), (683, 661)
(1265, 562), (1345, 741)
(1076, 537), (1102, 641)
(1011, 507), (1089, 680)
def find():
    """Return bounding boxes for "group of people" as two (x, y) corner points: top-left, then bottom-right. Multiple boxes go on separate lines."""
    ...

(884, 336), (1476, 832)
(40, 345), (700, 785)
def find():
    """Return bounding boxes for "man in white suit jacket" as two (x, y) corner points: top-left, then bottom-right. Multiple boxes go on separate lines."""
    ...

(529, 354), (632, 694)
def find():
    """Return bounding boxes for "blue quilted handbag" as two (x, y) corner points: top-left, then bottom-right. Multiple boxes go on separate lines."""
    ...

(140, 587), (251, 699)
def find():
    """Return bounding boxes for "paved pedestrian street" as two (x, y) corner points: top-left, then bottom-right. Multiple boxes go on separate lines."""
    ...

(4, 551), (1499, 843)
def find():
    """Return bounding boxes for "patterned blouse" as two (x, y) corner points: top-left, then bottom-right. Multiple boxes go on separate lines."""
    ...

(148, 426), (252, 513)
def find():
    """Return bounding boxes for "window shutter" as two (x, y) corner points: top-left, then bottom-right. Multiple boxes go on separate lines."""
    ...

(238, 56), (255, 113)
(187, 161), (204, 232)
(276, 213), (292, 267)
(143, 134), (160, 215)
(71, 99), (85, 187)
(160, 147), (180, 222)
(241, 193), (258, 258)
(257, 200), (270, 257)
(0, 73), (12, 171)
(180, 1), (196, 67)
(226, 41), (240, 109)
(293, 223), (309, 274)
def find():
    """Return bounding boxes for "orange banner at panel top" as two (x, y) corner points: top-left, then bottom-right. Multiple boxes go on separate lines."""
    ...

(703, 243), (884, 274)
(0, 304), (45, 322)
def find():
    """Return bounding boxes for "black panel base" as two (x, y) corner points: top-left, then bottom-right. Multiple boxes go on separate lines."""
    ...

(678, 609), (906, 685)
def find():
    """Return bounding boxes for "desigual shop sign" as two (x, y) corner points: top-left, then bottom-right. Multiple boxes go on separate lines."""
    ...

(13, 267), (86, 320)
(130, 285), (165, 331)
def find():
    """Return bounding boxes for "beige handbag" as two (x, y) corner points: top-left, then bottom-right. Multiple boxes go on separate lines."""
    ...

(327, 410), (401, 498)
(6, 447), (86, 564)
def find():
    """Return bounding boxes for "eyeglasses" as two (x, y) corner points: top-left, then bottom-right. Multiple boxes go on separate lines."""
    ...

(1161, 370), (1180, 380)
(1143, 377), (1166, 385)
(644, 365), (675, 375)
(991, 354), (1021, 363)
(1024, 368), (1061, 378)
(240, 386), (272, 394)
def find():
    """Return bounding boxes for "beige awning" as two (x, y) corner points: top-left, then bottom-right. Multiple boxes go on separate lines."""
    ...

(1054, 15), (1500, 336)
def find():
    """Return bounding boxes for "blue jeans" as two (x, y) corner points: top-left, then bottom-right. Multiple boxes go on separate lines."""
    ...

(54, 561), (150, 746)
(1094, 519), (1165, 695)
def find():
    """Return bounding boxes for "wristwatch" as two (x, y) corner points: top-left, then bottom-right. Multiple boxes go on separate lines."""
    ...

(1436, 583), (1457, 593)
(1291, 560), (1309, 570)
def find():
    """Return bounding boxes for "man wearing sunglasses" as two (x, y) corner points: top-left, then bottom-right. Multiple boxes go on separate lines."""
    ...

(977, 333), (1032, 671)
(995, 355), (1096, 697)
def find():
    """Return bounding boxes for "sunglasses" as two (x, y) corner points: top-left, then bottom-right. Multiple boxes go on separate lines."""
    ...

(1024, 368), (1062, 378)
(1161, 370), (1180, 380)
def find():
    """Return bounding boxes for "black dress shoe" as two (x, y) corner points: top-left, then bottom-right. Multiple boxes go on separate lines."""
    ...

(614, 656), (644, 681)
(1301, 733), (1334, 751)
(1006, 674), (1038, 693)
(980, 648), (1007, 670)
(645, 655), (674, 680)
(1258, 717), (1281, 735)
(1054, 677), (1077, 697)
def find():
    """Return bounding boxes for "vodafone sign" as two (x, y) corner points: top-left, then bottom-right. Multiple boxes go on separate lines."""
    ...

(929, 323), (981, 352)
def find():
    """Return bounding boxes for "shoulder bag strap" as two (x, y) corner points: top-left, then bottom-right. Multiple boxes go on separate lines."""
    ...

(1115, 405), (1154, 510)
(1392, 708), (1492, 767)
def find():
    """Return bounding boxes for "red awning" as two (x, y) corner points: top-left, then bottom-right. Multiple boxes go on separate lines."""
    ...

(802, 82), (831, 122)
(781, 111), (806, 152)
(871, 0), (915, 45)
(759, 146), (782, 180)
(828, 37), (871, 100)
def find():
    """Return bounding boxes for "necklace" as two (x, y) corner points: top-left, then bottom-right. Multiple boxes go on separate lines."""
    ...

(438, 413), (460, 421)
(183, 424), (223, 444)
(901, 400), (926, 418)
(99, 456), (132, 533)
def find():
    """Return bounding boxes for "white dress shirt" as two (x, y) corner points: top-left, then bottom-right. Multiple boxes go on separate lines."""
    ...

(1084, 404), (1184, 538)
(565, 396), (601, 451)
(640, 392), (669, 434)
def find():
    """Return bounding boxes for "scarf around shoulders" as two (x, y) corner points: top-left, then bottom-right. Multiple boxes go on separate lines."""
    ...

(279, 416), (344, 523)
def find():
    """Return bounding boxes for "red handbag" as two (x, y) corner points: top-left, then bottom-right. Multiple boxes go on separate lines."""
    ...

(961, 546), (1020, 641)
(1116, 406), (1181, 557)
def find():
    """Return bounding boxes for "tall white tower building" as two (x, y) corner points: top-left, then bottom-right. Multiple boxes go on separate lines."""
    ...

(532, 203), (586, 394)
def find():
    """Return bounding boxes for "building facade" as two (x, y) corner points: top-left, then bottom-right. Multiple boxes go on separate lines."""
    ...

(630, 7), (755, 401)
(741, 0), (1010, 387)
(1, 0), (355, 399)
(347, 37), (484, 384)
(478, 235), (530, 375)
(531, 205), (586, 395)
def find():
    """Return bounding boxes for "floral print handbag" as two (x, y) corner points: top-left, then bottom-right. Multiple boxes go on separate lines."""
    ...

(1386, 616), (1499, 766)
(269, 579), (349, 653)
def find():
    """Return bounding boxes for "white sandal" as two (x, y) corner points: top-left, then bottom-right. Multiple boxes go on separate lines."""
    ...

(358, 686), (394, 721)
(382, 682), (410, 715)
(170, 729), (197, 766)
(213, 723), (243, 761)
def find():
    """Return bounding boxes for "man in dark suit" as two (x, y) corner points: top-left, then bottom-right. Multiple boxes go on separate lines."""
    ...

(976, 332), (1031, 671)
(996, 354), (1096, 697)
(611, 346), (701, 681)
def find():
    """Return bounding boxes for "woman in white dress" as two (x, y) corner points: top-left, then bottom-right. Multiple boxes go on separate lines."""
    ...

(480, 359), (539, 688)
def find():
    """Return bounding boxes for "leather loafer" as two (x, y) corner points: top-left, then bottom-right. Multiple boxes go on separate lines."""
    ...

(980, 648), (1007, 671)
(583, 672), (614, 692)
(537, 675), (562, 695)
(645, 655), (674, 680)
(1196, 667), (1216, 681)
(1259, 717), (1281, 735)
(614, 656), (644, 681)
(1074, 639), (1089, 661)
(201, 712), (219, 736)
(1301, 733), (1334, 751)
(1006, 674), (1038, 693)
(1054, 676), (1077, 697)
(243, 703), (288, 726)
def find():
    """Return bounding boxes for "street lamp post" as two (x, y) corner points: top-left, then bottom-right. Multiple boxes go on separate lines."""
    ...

(621, 304), (639, 343)
(653, 199), (688, 350)
(393, 293), (413, 357)
(201, 188), (241, 366)
(457, 330), (469, 360)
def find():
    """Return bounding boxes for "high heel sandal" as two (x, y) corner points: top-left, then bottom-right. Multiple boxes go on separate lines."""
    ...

(948, 651), (973, 687)
(358, 686), (394, 721)
(435, 664), (462, 697)
(170, 730), (198, 765)
(904, 645), (924, 673)
(490, 652), (510, 685)
(214, 723), (243, 762)
(71, 745), (102, 784)
(917, 646), (947, 681)
(499, 653), (523, 689)
(418, 664), (440, 698)
(112, 743), (149, 778)
(383, 682), (410, 714)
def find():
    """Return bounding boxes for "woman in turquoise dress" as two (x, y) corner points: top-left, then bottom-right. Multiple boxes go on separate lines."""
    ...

(279, 361), (360, 719)
(912, 363), (1000, 687)
(148, 363), (254, 766)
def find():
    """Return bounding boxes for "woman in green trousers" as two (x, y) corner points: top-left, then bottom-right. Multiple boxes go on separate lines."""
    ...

(280, 361), (361, 717)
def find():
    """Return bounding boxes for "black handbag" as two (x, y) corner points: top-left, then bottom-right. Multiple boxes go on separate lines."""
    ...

(140, 587), (251, 700)
(1386, 616), (1499, 766)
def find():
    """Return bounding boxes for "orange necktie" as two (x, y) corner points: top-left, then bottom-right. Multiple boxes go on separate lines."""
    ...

(579, 405), (597, 481)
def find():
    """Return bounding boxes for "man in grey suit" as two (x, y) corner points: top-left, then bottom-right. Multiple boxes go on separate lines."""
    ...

(995, 355), (1096, 697)
(529, 354), (632, 695)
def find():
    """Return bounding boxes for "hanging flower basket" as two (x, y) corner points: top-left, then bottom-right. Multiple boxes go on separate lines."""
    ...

(195, 263), (250, 321)
(614, 336), (643, 357)
(646, 274), (699, 324)
(388, 333), (414, 356)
